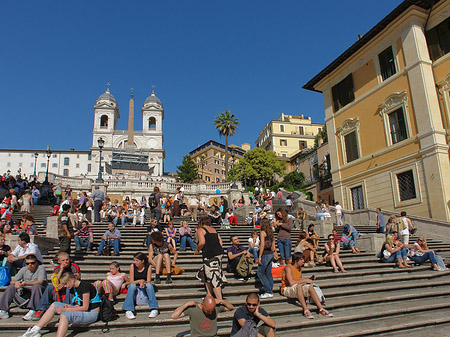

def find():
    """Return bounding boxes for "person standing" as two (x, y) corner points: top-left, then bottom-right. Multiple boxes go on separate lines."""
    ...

(258, 219), (279, 298)
(335, 202), (343, 226)
(376, 208), (386, 234)
(54, 204), (73, 263)
(194, 217), (226, 300)
(149, 187), (163, 226)
(90, 186), (105, 223)
(31, 187), (40, 206)
(53, 183), (63, 206)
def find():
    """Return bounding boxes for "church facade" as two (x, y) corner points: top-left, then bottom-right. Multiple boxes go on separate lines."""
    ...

(91, 88), (165, 177)
(0, 88), (165, 179)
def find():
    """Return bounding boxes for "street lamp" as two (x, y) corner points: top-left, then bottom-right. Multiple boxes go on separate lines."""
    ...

(96, 137), (105, 183)
(43, 146), (52, 185)
(33, 152), (39, 178)
(230, 148), (237, 189)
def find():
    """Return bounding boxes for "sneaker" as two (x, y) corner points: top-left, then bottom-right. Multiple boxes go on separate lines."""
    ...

(125, 311), (136, 320)
(19, 327), (41, 337)
(0, 310), (9, 319)
(304, 310), (314, 319)
(319, 308), (334, 317)
(260, 293), (273, 299)
(236, 277), (245, 281)
(32, 310), (44, 321)
(155, 275), (161, 284)
(148, 309), (159, 318)
(23, 310), (36, 321)
(165, 277), (173, 285)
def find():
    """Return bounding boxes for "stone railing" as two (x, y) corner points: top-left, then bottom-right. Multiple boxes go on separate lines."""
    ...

(43, 173), (243, 196)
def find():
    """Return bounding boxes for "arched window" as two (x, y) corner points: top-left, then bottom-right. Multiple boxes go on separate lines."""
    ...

(100, 115), (109, 128)
(149, 117), (156, 129)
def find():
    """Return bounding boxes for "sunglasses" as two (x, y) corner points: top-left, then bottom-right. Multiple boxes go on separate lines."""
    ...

(246, 302), (258, 307)
(26, 262), (36, 265)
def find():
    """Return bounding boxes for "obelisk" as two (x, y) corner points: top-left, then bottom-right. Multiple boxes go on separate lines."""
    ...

(127, 88), (135, 151)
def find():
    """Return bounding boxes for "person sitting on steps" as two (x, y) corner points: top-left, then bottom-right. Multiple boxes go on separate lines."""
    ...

(96, 223), (121, 256)
(281, 252), (333, 319)
(148, 231), (178, 285)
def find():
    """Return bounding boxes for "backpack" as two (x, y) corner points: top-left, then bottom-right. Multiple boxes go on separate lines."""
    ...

(236, 256), (254, 278)
(149, 193), (158, 208)
(307, 284), (325, 305)
(232, 319), (258, 337)
(98, 294), (119, 332)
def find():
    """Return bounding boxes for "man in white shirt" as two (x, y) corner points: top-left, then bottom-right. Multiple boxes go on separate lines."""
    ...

(335, 202), (343, 226)
(132, 205), (145, 226)
(5, 233), (43, 273)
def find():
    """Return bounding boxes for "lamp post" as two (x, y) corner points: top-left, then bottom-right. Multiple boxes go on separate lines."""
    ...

(43, 146), (52, 185)
(96, 137), (105, 183)
(230, 148), (237, 189)
(33, 152), (39, 178)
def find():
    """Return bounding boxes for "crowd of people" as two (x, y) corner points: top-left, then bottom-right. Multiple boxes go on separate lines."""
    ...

(0, 174), (447, 336)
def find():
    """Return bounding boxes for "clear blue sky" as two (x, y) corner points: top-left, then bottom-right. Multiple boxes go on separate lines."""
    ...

(0, 1), (402, 172)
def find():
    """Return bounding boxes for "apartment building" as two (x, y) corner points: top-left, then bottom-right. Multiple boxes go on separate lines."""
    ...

(304, 0), (450, 221)
(189, 140), (248, 183)
(255, 113), (324, 158)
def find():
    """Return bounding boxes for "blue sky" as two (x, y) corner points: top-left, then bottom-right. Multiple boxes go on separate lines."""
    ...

(0, 1), (402, 172)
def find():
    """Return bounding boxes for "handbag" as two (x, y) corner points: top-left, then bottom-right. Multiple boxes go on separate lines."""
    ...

(135, 287), (149, 306)
(383, 250), (391, 259)
(0, 262), (11, 287)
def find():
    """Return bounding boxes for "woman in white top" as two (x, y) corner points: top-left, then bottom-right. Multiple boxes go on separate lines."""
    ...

(248, 230), (260, 261)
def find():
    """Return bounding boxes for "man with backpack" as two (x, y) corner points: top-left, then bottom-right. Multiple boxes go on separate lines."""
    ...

(227, 236), (254, 281)
(149, 187), (163, 227)
(230, 293), (276, 337)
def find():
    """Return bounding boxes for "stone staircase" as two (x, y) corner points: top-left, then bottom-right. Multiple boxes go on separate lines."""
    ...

(1, 206), (450, 336)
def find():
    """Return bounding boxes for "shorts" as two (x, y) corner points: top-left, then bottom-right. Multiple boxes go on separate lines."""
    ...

(258, 324), (273, 336)
(53, 302), (99, 325)
(282, 283), (310, 298)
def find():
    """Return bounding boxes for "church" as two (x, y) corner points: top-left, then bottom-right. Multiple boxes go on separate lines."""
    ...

(91, 87), (165, 177)
(0, 87), (165, 179)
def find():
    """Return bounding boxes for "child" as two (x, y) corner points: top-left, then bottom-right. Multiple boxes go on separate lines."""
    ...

(94, 261), (127, 301)
(19, 272), (101, 337)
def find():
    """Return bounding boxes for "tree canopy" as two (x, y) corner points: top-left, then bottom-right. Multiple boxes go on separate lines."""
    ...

(233, 148), (285, 187)
(176, 155), (198, 183)
(213, 110), (239, 177)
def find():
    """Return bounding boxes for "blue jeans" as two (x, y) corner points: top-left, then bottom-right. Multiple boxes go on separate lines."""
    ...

(411, 251), (437, 265)
(257, 253), (274, 294)
(74, 235), (92, 250)
(122, 283), (158, 312)
(114, 217), (128, 227)
(98, 238), (120, 254)
(277, 238), (292, 260)
(382, 248), (407, 263)
(53, 302), (99, 325)
(179, 236), (197, 251)
(249, 247), (259, 260)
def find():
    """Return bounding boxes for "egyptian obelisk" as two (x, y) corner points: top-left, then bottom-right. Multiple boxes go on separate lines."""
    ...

(127, 88), (135, 151)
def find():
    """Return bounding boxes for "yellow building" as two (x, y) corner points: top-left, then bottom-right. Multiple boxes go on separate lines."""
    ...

(256, 113), (324, 158)
(304, 0), (450, 221)
(189, 140), (247, 183)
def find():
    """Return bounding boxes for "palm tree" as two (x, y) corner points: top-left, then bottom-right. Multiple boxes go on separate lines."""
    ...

(214, 110), (240, 178)
(199, 154), (207, 182)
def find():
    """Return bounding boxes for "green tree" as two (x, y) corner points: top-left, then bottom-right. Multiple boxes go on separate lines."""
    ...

(176, 155), (198, 183)
(314, 124), (328, 148)
(233, 148), (285, 187)
(280, 170), (305, 190)
(213, 110), (240, 178)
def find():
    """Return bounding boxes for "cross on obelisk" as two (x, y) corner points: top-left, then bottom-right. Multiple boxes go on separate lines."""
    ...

(106, 82), (111, 91)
